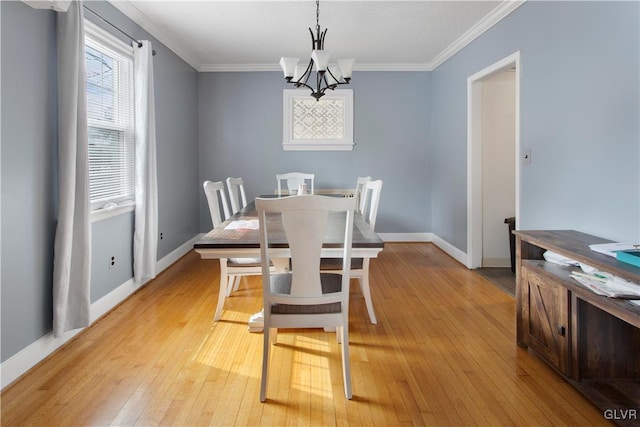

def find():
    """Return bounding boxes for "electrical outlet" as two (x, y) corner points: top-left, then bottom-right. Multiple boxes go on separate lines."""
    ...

(160, 232), (164, 240)
(109, 256), (116, 268)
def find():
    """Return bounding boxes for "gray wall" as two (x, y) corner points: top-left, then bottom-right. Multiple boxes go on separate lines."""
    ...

(0, 1), (200, 362)
(198, 71), (431, 234)
(1, 2), (58, 360)
(431, 0), (640, 250)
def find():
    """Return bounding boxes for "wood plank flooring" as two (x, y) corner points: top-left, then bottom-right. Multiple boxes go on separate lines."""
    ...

(0, 243), (611, 426)
(474, 267), (516, 297)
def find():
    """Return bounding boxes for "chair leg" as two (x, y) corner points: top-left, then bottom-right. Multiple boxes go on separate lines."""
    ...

(360, 261), (377, 324)
(340, 323), (353, 399)
(214, 260), (228, 321)
(260, 325), (271, 402)
(225, 275), (238, 297)
(232, 276), (242, 292)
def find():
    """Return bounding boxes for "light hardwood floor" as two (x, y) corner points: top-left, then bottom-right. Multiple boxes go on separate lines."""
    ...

(1, 243), (610, 426)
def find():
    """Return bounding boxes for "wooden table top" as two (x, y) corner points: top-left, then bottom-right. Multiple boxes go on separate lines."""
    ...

(194, 197), (385, 250)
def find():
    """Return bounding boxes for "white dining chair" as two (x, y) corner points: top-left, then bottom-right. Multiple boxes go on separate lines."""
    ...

(256, 194), (356, 402)
(354, 176), (371, 213)
(203, 180), (263, 321)
(360, 179), (383, 228)
(226, 177), (248, 214)
(276, 172), (314, 196)
(321, 179), (383, 324)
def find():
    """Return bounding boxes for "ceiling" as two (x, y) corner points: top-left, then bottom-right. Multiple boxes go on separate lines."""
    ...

(108, 0), (525, 72)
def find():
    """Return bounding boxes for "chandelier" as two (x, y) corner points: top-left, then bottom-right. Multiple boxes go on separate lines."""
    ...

(279, 0), (354, 101)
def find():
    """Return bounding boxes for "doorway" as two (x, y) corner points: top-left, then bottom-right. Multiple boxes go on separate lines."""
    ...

(467, 52), (521, 270)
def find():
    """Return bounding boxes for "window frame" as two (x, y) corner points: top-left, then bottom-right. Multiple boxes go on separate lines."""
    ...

(282, 89), (354, 151)
(84, 20), (135, 222)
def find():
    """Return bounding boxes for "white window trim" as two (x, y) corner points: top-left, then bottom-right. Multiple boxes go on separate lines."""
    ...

(282, 89), (354, 151)
(84, 19), (135, 223)
(85, 20), (133, 60)
(91, 201), (135, 223)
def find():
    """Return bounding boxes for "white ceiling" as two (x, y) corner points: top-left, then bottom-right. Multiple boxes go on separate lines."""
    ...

(108, 0), (525, 72)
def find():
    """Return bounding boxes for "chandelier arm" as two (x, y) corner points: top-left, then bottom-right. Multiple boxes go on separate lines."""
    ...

(320, 72), (335, 93)
(330, 81), (351, 91)
(293, 81), (315, 93)
(308, 27), (316, 51)
(316, 72), (325, 96)
(297, 60), (314, 87)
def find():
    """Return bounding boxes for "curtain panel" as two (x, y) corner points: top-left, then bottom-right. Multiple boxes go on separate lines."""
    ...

(133, 41), (158, 283)
(53, 0), (91, 338)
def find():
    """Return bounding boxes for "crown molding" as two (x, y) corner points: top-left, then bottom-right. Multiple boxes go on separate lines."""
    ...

(107, 0), (200, 70)
(427, 0), (526, 71)
(199, 64), (281, 73)
(354, 63), (431, 72)
(198, 63), (431, 73)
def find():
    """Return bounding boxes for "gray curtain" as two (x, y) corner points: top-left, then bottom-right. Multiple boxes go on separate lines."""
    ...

(133, 41), (158, 283)
(53, 0), (91, 338)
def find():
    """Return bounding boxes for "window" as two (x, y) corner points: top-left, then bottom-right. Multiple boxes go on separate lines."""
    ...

(84, 21), (134, 214)
(282, 89), (354, 151)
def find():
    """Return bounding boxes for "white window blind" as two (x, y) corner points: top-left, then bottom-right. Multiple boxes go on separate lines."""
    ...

(85, 23), (134, 211)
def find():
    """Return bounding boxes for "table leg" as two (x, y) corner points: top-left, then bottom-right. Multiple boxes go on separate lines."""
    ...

(248, 258), (290, 332)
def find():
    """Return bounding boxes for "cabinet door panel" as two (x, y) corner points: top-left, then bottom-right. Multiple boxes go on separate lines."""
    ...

(522, 265), (570, 375)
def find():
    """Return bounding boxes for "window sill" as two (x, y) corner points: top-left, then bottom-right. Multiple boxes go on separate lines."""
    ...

(91, 202), (134, 223)
(282, 142), (354, 151)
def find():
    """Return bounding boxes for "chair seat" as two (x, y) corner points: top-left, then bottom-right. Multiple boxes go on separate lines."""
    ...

(228, 257), (262, 267)
(269, 273), (342, 314)
(320, 258), (364, 270)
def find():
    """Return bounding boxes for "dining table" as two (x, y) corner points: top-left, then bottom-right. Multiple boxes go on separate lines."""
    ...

(194, 195), (385, 261)
(193, 195), (385, 329)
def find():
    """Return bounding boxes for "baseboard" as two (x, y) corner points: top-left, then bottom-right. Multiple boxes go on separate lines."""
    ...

(0, 234), (202, 391)
(378, 232), (433, 242)
(431, 234), (469, 267)
(90, 234), (203, 322)
(376, 232), (469, 267)
(482, 258), (511, 268)
(156, 234), (204, 273)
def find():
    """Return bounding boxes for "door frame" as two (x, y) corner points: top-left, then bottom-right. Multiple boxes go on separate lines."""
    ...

(466, 51), (521, 269)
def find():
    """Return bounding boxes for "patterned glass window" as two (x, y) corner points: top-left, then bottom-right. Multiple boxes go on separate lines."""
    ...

(292, 98), (344, 140)
(283, 90), (354, 151)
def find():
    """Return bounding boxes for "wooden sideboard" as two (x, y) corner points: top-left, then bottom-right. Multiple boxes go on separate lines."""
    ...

(514, 230), (640, 425)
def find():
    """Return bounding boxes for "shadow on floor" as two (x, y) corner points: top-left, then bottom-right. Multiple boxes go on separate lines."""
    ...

(475, 267), (516, 297)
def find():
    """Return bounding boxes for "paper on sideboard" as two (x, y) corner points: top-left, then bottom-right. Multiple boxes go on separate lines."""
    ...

(589, 242), (638, 257)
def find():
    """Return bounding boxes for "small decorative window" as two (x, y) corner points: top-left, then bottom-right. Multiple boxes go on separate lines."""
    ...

(283, 89), (354, 151)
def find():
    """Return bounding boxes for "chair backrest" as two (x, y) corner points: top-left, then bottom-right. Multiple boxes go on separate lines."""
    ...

(360, 180), (383, 229)
(354, 176), (371, 213)
(203, 180), (231, 228)
(226, 177), (248, 214)
(276, 172), (315, 196)
(256, 195), (355, 304)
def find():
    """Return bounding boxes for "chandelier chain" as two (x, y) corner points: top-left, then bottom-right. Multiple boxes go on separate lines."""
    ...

(316, 0), (320, 32)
